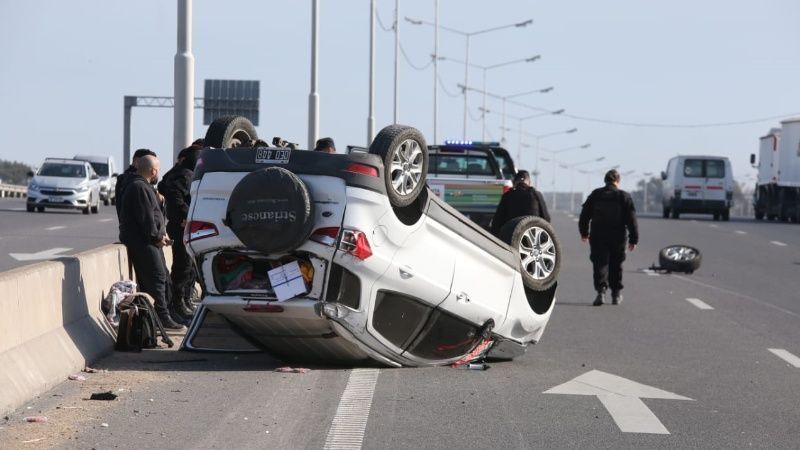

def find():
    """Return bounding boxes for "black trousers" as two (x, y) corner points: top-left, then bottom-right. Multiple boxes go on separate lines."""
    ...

(589, 238), (626, 293)
(127, 243), (171, 318)
(167, 223), (194, 303)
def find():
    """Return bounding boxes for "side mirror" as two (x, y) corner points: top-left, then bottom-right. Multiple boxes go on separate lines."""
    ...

(749, 153), (756, 165)
(27, 170), (35, 178)
(91, 174), (99, 180)
(660, 171), (667, 180)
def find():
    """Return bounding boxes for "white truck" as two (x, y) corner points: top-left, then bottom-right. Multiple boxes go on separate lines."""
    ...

(751, 118), (800, 222)
(661, 155), (734, 220)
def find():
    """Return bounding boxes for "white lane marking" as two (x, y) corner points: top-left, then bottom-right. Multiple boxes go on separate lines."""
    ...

(685, 297), (714, 310)
(709, 224), (719, 228)
(768, 349), (800, 368)
(572, 218), (579, 222)
(323, 369), (380, 449)
(10, 248), (72, 261)
(45, 226), (65, 231)
(99, 218), (113, 223)
(641, 269), (660, 277)
(674, 275), (800, 320)
(770, 241), (787, 247)
(544, 370), (692, 434)
(734, 230), (747, 235)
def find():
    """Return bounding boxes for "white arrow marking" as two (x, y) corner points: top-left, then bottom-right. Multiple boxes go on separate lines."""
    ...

(768, 349), (800, 368)
(544, 370), (692, 434)
(45, 226), (65, 231)
(10, 248), (73, 261)
(686, 297), (714, 310)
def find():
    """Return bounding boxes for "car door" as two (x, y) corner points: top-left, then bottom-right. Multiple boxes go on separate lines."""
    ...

(703, 159), (726, 205)
(681, 158), (704, 203)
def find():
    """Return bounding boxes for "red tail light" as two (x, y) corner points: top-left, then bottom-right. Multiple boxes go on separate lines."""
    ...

(184, 220), (219, 243)
(310, 227), (340, 246)
(503, 181), (513, 194)
(344, 163), (379, 177)
(340, 229), (372, 260)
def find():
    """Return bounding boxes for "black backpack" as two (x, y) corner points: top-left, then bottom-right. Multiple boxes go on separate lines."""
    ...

(115, 292), (174, 352)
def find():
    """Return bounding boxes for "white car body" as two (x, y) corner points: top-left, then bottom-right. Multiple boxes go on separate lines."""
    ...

(74, 154), (117, 204)
(661, 155), (734, 219)
(27, 158), (101, 213)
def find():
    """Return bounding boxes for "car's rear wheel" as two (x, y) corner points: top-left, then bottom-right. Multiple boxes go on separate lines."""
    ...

(662, 206), (669, 219)
(499, 216), (561, 292)
(103, 198), (109, 206)
(369, 124), (428, 208)
(204, 116), (258, 148)
(226, 167), (315, 254)
(36, 206), (44, 213)
(712, 212), (720, 221)
(671, 208), (680, 219)
(26, 205), (34, 212)
(659, 244), (702, 273)
(721, 209), (730, 221)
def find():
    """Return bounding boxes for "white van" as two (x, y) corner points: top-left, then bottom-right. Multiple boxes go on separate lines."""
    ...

(74, 155), (117, 205)
(661, 155), (734, 220)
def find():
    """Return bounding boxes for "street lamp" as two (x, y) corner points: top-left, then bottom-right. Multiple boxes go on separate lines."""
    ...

(500, 117), (570, 177)
(442, 54), (541, 140)
(641, 171), (653, 213)
(560, 157), (606, 212)
(405, 17), (534, 139)
(540, 143), (591, 210)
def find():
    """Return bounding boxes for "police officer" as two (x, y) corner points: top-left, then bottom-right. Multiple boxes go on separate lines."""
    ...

(119, 155), (184, 330)
(314, 137), (336, 153)
(115, 149), (157, 220)
(491, 170), (550, 236)
(578, 169), (639, 306)
(158, 144), (202, 324)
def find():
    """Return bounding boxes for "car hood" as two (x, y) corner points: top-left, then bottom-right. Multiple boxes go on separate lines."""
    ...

(34, 175), (87, 189)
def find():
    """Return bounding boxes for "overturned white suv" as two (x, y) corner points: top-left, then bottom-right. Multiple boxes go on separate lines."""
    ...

(184, 116), (560, 367)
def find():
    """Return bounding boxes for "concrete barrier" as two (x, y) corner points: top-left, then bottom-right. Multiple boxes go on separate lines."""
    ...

(0, 184), (27, 198)
(0, 244), (172, 415)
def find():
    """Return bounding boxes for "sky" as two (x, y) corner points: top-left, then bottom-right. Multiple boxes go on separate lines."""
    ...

(2, 0), (799, 195)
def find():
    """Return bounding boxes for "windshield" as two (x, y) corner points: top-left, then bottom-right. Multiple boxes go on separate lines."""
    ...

(88, 162), (109, 176)
(491, 151), (515, 179)
(430, 154), (496, 176)
(38, 163), (86, 178)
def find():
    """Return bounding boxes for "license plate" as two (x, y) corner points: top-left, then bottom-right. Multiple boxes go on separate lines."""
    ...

(255, 147), (291, 164)
(685, 191), (698, 197)
(48, 196), (61, 202)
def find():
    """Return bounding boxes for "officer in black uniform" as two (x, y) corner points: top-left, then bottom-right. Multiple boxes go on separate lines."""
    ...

(157, 144), (202, 324)
(578, 169), (639, 306)
(491, 170), (550, 236)
(115, 149), (157, 221)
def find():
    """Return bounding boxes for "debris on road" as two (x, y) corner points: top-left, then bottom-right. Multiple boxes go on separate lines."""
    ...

(68, 374), (86, 381)
(101, 423), (109, 428)
(89, 391), (118, 401)
(274, 367), (311, 374)
(83, 367), (108, 374)
(467, 363), (490, 371)
(24, 416), (48, 423)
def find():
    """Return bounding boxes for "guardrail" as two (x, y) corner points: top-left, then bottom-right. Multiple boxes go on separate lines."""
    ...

(0, 184), (27, 198)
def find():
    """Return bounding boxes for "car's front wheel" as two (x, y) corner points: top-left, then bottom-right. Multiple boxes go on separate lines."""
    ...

(658, 244), (702, 273)
(369, 124), (428, 208)
(499, 216), (561, 292)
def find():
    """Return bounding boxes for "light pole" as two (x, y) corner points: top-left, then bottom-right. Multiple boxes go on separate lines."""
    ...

(393, 0), (400, 124)
(308, 0), (320, 150)
(560, 157), (606, 212)
(641, 171), (653, 213)
(500, 87), (553, 143)
(541, 143), (591, 210)
(367, 0), (375, 144)
(405, 17), (533, 139)
(443, 55), (541, 140)
(173, 0), (194, 160)
(509, 126), (576, 185)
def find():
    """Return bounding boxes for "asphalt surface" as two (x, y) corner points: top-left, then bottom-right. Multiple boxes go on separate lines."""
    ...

(0, 198), (119, 272)
(1, 211), (799, 449)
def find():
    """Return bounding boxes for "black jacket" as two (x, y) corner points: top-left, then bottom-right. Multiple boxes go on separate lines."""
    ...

(157, 162), (193, 225)
(119, 175), (167, 246)
(579, 185), (639, 245)
(114, 165), (137, 220)
(491, 185), (551, 236)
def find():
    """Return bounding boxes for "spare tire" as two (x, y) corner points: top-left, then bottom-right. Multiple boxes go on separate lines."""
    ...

(205, 116), (258, 148)
(226, 167), (314, 254)
(368, 124), (428, 207)
(499, 215), (561, 292)
(658, 244), (702, 273)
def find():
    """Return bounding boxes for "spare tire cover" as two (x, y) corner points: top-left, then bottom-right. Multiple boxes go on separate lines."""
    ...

(227, 167), (315, 254)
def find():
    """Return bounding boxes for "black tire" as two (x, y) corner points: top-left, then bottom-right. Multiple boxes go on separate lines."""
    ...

(721, 209), (730, 221)
(368, 124), (428, 208)
(662, 206), (669, 219)
(755, 211), (764, 220)
(103, 198), (110, 206)
(767, 214), (776, 221)
(712, 212), (720, 221)
(658, 245), (702, 273)
(110, 196), (116, 206)
(499, 216), (561, 292)
(226, 167), (314, 254)
(204, 116), (258, 148)
(36, 206), (44, 213)
(91, 204), (99, 214)
(82, 205), (90, 214)
(26, 205), (34, 212)
(671, 208), (680, 219)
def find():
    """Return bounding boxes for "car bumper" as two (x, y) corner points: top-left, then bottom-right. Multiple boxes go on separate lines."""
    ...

(673, 198), (728, 212)
(27, 191), (91, 209)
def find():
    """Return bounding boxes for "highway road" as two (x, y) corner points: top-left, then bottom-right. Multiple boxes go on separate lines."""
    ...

(0, 198), (119, 272)
(1, 211), (799, 448)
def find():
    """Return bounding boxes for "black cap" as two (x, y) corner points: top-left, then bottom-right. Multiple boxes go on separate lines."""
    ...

(132, 148), (157, 159)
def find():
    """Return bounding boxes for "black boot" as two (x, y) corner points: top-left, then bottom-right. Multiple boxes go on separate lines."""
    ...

(182, 295), (197, 313)
(612, 291), (623, 305)
(159, 314), (186, 331)
(593, 290), (605, 306)
(168, 306), (192, 326)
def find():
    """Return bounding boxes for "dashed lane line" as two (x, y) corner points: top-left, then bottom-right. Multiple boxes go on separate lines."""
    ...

(323, 368), (380, 450)
(673, 274), (800, 320)
(685, 298), (714, 310)
(768, 349), (800, 368)
(734, 230), (746, 235)
(99, 218), (113, 223)
(709, 224), (719, 228)
(770, 241), (788, 247)
(45, 226), (65, 231)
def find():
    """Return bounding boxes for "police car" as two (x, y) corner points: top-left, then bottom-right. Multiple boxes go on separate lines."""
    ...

(183, 116), (561, 367)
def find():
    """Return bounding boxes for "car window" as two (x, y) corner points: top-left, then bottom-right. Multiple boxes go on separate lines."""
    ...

(89, 162), (109, 176)
(430, 154), (495, 176)
(683, 159), (703, 178)
(372, 291), (433, 350)
(491, 151), (515, 179)
(705, 160), (725, 178)
(39, 163), (86, 178)
(405, 309), (481, 360)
